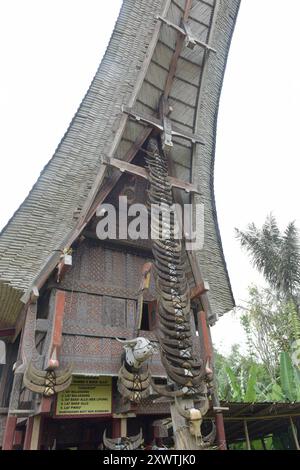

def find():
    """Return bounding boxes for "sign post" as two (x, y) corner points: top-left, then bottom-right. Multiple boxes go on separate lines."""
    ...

(56, 376), (112, 418)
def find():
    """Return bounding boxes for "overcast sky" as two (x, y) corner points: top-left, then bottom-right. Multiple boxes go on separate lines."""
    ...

(1, 1), (299, 354)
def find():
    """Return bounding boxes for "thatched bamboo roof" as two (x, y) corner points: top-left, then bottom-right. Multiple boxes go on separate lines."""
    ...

(0, 0), (240, 329)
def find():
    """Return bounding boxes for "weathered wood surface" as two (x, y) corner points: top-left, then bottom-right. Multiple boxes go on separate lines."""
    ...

(170, 398), (200, 450)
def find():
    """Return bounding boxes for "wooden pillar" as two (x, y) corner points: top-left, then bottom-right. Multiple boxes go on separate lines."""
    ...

(120, 418), (127, 438)
(23, 417), (34, 450)
(2, 415), (17, 450)
(45, 290), (66, 369)
(112, 418), (121, 438)
(215, 413), (227, 450)
(290, 416), (300, 450)
(29, 416), (42, 450)
(197, 310), (227, 450)
(244, 420), (251, 450)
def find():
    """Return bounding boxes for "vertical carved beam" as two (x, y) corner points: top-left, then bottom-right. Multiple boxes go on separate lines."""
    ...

(45, 290), (66, 369)
(170, 398), (199, 450)
(198, 311), (213, 366)
(19, 302), (41, 370)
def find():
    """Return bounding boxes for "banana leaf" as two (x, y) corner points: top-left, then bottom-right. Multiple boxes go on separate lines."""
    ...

(293, 366), (300, 401)
(225, 365), (242, 401)
(269, 383), (285, 402)
(244, 364), (257, 402)
(280, 352), (296, 402)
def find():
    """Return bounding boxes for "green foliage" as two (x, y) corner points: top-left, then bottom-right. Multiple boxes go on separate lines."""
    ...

(215, 345), (300, 403)
(235, 215), (300, 299)
(289, 301), (300, 341)
(216, 215), (300, 405)
(280, 352), (295, 401)
(224, 365), (241, 401)
(238, 286), (291, 380)
(244, 364), (257, 402)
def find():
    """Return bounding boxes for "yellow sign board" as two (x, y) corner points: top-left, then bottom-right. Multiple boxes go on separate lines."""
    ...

(56, 376), (112, 416)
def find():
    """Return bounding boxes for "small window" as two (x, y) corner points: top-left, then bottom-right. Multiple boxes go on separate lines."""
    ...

(139, 301), (157, 331)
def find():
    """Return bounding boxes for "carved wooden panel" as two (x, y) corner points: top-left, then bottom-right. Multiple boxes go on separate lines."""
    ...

(60, 336), (165, 377)
(58, 240), (156, 301)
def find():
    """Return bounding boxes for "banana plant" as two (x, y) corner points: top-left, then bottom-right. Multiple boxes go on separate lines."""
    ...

(279, 351), (300, 402)
(224, 364), (258, 402)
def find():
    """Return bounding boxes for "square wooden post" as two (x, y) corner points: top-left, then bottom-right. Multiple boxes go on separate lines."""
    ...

(23, 417), (34, 450)
(2, 415), (17, 450)
(197, 310), (227, 450)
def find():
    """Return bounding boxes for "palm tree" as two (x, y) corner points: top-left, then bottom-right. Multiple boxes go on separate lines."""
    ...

(236, 215), (300, 380)
(235, 214), (300, 304)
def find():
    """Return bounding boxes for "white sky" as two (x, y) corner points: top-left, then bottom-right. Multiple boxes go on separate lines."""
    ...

(0, 1), (299, 354)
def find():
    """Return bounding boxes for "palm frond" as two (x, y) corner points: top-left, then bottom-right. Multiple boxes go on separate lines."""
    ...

(236, 215), (300, 300)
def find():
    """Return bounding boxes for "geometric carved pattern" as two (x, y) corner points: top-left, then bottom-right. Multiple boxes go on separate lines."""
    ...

(59, 240), (156, 300)
(60, 336), (165, 377)
(53, 236), (201, 378)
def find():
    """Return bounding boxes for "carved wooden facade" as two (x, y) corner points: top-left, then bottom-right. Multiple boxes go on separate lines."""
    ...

(0, 0), (240, 450)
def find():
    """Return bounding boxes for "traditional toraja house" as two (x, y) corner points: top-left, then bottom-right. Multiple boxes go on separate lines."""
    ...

(0, 0), (241, 450)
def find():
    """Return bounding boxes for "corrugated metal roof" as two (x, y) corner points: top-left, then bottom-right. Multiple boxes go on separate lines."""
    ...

(0, 0), (240, 328)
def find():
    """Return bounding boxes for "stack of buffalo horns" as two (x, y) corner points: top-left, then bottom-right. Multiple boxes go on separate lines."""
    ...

(146, 137), (207, 397)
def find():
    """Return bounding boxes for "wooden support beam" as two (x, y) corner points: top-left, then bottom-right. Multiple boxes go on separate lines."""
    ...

(215, 412), (227, 450)
(45, 290), (66, 369)
(17, 302), (39, 372)
(122, 105), (205, 145)
(23, 417), (34, 450)
(38, 396), (53, 415)
(164, 34), (185, 99)
(85, 127), (153, 223)
(244, 419), (251, 450)
(213, 406), (229, 412)
(56, 252), (72, 283)
(190, 281), (209, 300)
(210, 413), (300, 422)
(121, 418), (127, 438)
(183, 0), (193, 22)
(290, 416), (300, 450)
(103, 156), (200, 194)
(8, 410), (34, 417)
(29, 415), (42, 450)
(2, 415), (17, 450)
(30, 286), (39, 303)
(0, 328), (15, 338)
(112, 418), (121, 439)
(163, 0), (193, 99)
(157, 16), (216, 53)
(14, 429), (23, 448)
(197, 311), (213, 362)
